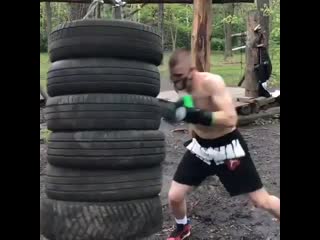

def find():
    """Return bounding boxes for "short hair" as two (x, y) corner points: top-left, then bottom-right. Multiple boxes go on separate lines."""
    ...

(169, 49), (191, 69)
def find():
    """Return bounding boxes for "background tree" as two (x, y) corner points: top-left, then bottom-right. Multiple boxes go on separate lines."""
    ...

(69, 3), (89, 20)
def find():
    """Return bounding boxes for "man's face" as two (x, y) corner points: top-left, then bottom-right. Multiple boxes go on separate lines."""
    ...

(170, 62), (193, 92)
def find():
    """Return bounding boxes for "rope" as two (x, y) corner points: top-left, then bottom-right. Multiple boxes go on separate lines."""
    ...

(83, 0), (104, 20)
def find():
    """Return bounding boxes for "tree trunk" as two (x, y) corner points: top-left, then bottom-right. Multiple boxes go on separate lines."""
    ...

(191, 0), (212, 72)
(137, 4), (141, 22)
(45, 2), (52, 48)
(223, 3), (234, 60)
(242, 10), (260, 98)
(113, 7), (122, 19)
(95, 3), (101, 18)
(69, 3), (89, 20)
(158, 3), (164, 45)
(169, 22), (177, 51)
(257, 0), (269, 49)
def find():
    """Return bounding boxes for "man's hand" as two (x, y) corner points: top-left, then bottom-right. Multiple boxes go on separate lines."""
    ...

(175, 106), (213, 126)
(174, 96), (214, 126)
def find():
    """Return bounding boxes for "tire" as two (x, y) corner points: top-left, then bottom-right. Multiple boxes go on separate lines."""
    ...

(49, 19), (163, 65)
(47, 59), (160, 97)
(45, 165), (162, 202)
(48, 130), (165, 169)
(45, 94), (161, 131)
(40, 197), (163, 240)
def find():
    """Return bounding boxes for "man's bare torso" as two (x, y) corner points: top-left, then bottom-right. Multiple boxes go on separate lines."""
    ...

(189, 72), (236, 139)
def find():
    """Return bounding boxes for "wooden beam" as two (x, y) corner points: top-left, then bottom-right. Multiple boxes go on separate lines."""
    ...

(241, 10), (260, 97)
(40, 0), (254, 4)
(191, 0), (212, 72)
(231, 32), (247, 38)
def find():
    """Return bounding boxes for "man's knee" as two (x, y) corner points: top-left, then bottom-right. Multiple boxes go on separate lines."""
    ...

(168, 188), (185, 204)
(249, 189), (277, 211)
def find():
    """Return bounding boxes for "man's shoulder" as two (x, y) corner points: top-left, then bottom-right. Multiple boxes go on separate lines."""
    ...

(202, 73), (225, 89)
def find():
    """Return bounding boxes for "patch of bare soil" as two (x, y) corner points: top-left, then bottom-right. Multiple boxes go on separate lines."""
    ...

(40, 106), (280, 239)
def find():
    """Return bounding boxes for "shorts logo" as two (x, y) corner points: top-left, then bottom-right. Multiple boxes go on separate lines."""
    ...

(186, 138), (246, 166)
(226, 159), (241, 171)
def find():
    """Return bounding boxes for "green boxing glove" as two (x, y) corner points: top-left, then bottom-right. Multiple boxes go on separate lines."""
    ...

(175, 95), (214, 126)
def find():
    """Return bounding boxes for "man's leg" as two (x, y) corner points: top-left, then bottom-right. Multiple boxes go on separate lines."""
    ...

(167, 181), (193, 240)
(248, 188), (280, 221)
(168, 181), (193, 220)
(167, 151), (211, 240)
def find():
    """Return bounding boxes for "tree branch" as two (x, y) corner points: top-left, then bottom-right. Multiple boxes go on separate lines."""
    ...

(123, 3), (147, 19)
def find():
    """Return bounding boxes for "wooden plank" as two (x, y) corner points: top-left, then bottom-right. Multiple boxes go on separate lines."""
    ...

(231, 32), (247, 38)
(191, 0), (212, 72)
(40, 0), (255, 4)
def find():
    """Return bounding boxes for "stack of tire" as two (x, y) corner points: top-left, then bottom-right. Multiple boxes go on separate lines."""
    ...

(40, 20), (165, 240)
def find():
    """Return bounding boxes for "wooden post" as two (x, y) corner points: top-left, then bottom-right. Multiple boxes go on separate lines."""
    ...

(191, 0), (212, 72)
(242, 10), (260, 97)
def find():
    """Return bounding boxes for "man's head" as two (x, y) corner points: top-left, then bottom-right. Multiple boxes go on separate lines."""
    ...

(169, 49), (195, 92)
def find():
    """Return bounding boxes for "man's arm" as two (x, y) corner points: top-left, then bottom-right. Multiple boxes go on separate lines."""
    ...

(189, 125), (197, 138)
(205, 75), (238, 127)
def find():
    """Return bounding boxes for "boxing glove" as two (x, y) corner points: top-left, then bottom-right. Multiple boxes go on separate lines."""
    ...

(175, 95), (214, 126)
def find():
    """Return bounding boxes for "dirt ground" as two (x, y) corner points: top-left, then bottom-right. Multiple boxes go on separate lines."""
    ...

(40, 107), (280, 240)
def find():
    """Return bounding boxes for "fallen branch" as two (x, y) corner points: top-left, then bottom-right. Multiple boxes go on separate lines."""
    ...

(238, 107), (280, 126)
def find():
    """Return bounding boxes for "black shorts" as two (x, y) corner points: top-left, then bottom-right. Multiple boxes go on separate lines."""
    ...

(173, 129), (263, 197)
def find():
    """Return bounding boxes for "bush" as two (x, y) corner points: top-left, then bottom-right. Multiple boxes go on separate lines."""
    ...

(40, 32), (48, 52)
(211, 38), (225, 51)
(176, 26), (191, 49)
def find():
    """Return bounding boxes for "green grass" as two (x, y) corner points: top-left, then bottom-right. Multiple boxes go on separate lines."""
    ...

(40, 53), (50, 90)
(40, 51), (279, 88)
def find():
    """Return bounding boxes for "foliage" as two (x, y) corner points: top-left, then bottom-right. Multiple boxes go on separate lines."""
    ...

(266, 0), (280, 85)
(211, 38), (225, 51)
(40, 2), (70, 52)
(40, 128), (51, 144)
(39, 1), (279, 86)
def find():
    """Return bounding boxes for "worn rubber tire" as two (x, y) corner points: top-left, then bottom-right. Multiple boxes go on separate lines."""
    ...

(49, 19), (163, 65)
(45, 164), (162, 202)
(47, 59), (160, 97)
(40, 197), (163, 240)
(48, 130), (165, 169)
(45, 94), (161, 131)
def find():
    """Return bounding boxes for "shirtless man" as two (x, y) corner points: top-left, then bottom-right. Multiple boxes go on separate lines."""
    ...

(166, 49), (280, 240)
